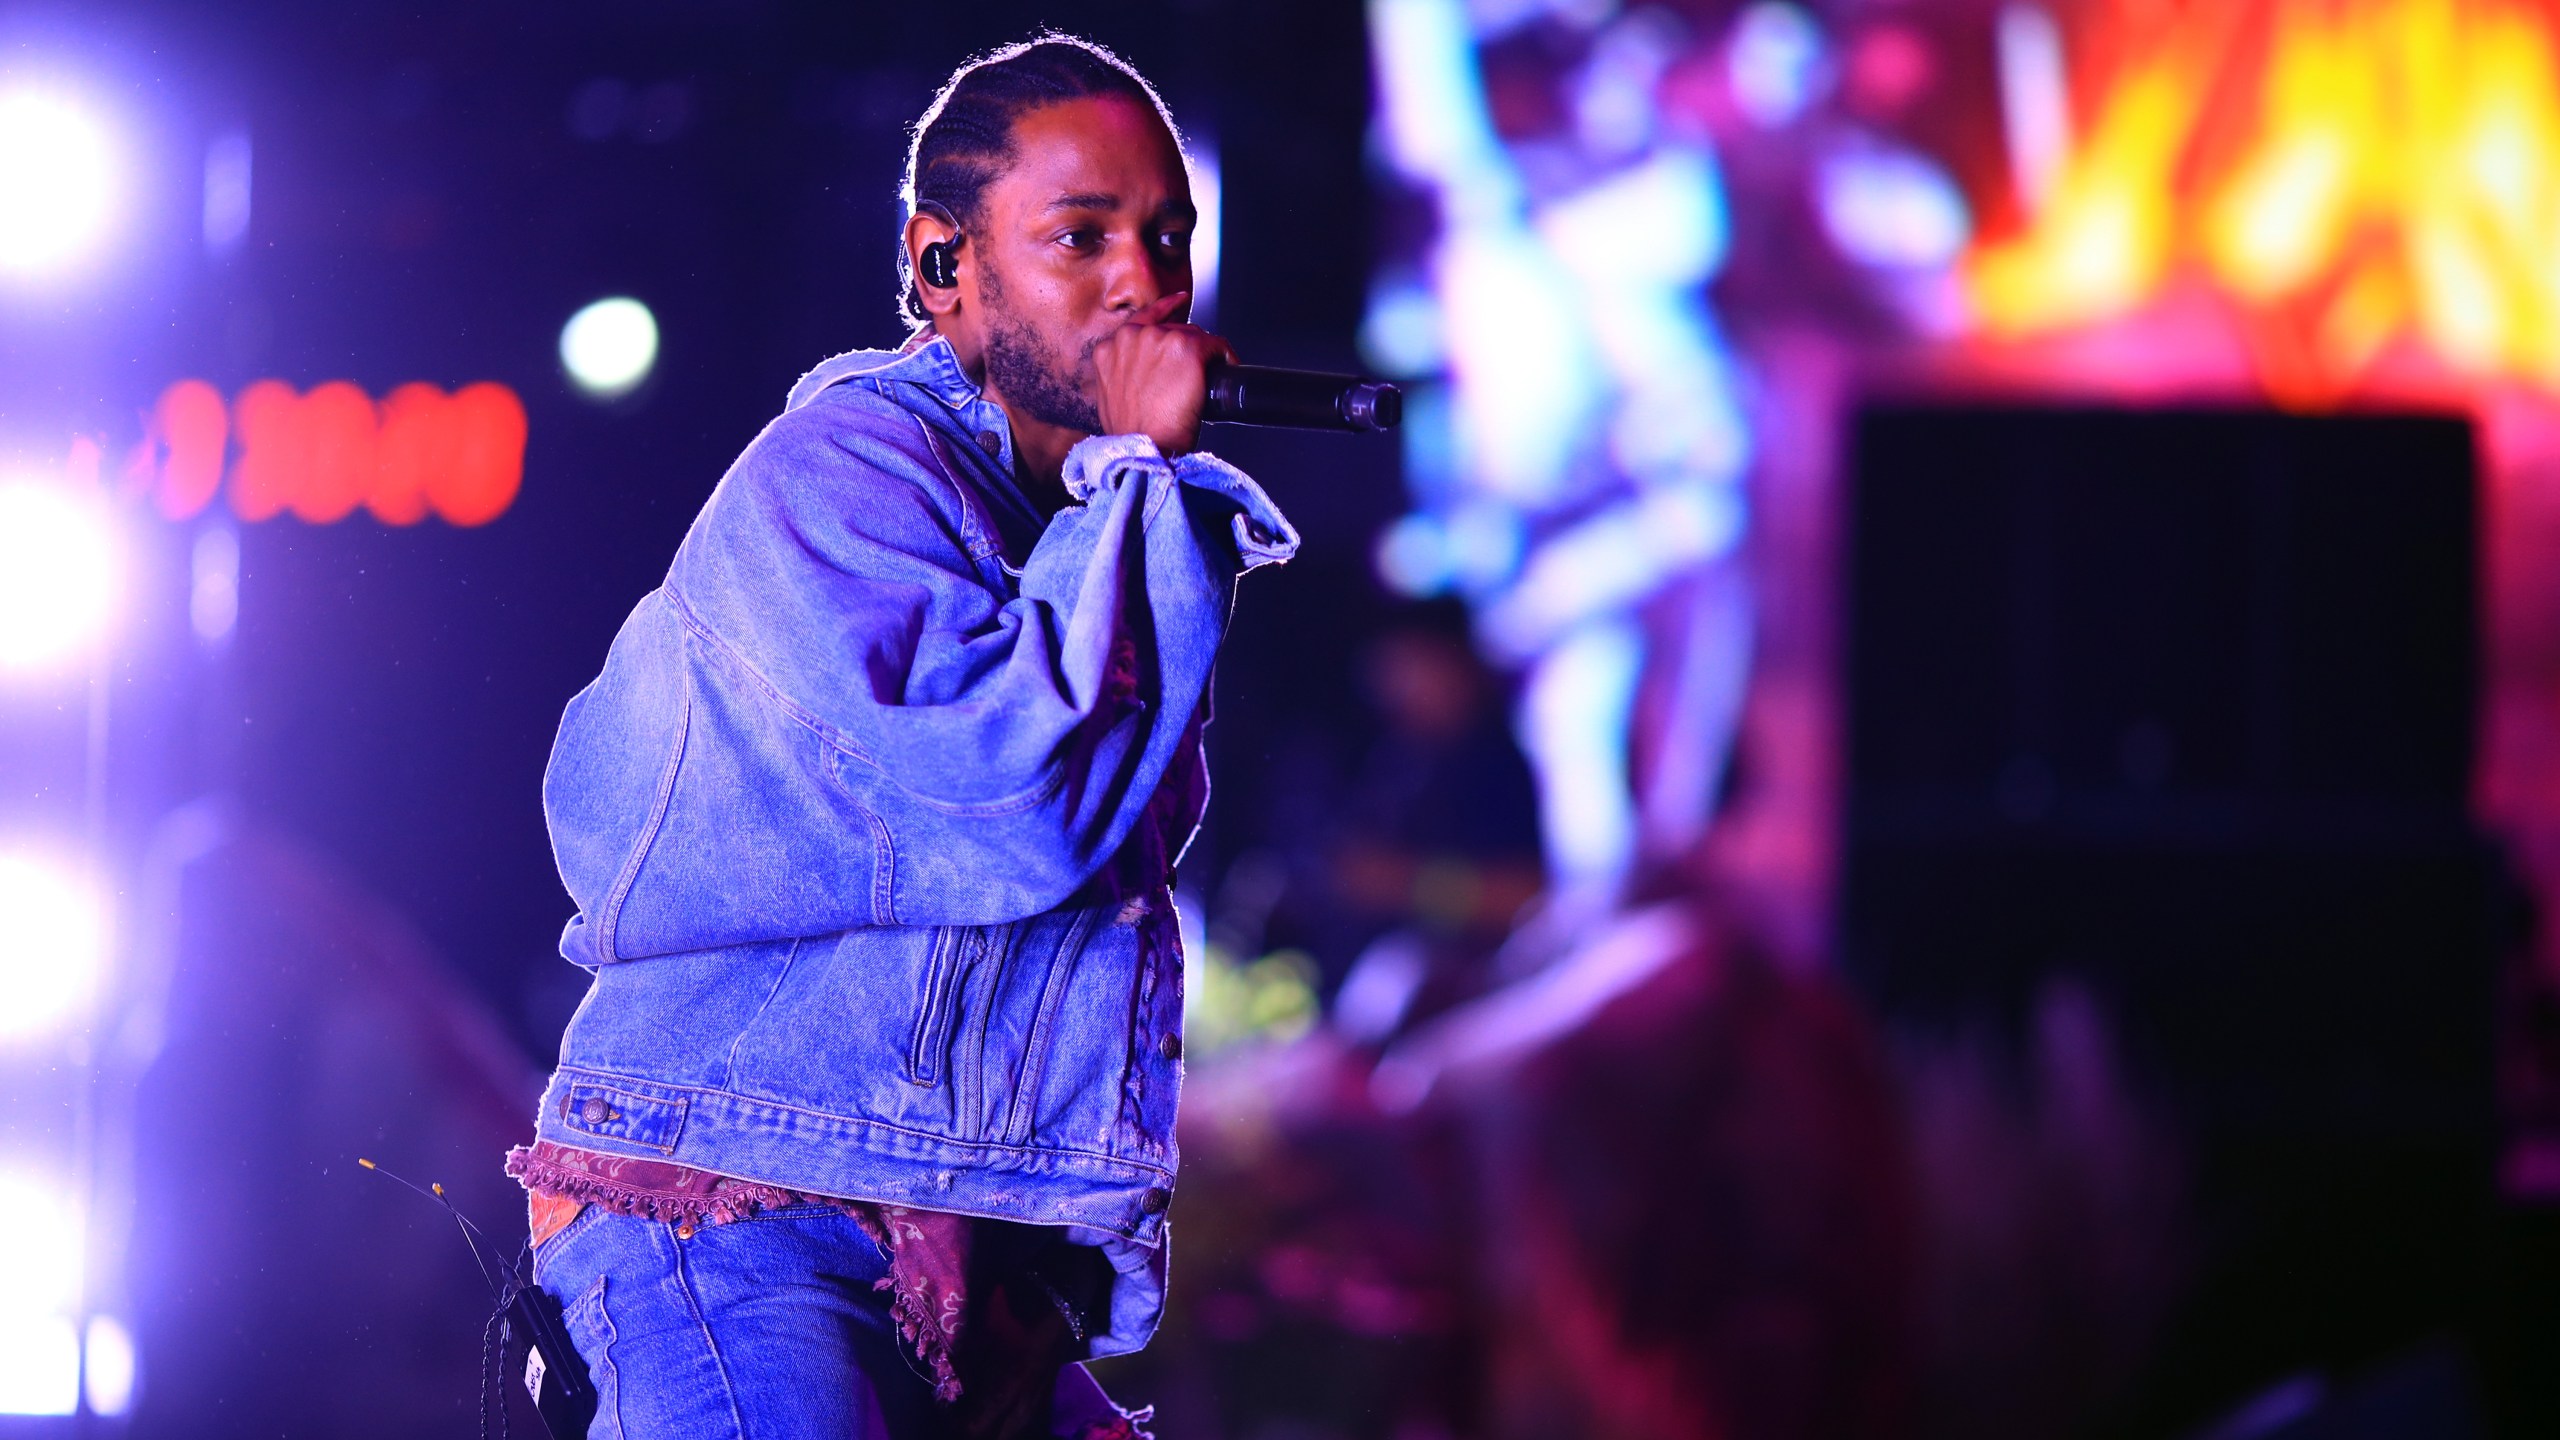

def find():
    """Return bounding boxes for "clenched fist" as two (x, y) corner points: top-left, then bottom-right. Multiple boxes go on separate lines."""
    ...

(1092, 292), (1238, 458)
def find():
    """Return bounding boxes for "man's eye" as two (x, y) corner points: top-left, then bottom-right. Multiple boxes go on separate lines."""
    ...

(1157, 230), (1194, 252)
(1058, 228), (1102, 252)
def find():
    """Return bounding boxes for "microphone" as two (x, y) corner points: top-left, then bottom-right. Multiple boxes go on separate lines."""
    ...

(1203, 364), (1402, 432)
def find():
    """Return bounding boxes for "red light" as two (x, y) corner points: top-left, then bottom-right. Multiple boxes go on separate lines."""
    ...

(227, 379), (304, 523)
(434, 383), (527, 528)
(144, 380), (226, 521)
(132, 378), (527, 527)
(295, 381), (377, 524)
(372, 382), (448, 526)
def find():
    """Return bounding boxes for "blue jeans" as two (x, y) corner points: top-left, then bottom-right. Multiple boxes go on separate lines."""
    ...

(533, 1204), (1126, 1439)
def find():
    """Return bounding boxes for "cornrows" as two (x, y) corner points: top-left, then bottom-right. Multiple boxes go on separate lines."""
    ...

(896, 32), (1183, 326)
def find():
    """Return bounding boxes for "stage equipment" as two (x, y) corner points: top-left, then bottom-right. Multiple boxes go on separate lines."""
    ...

(919, 238), (959, 289)
(1203, 363), (1401, 431)
(913, 198), (964, 291)
(1843, 405), (2495, 1434)
(360, 1159), (595, 1440)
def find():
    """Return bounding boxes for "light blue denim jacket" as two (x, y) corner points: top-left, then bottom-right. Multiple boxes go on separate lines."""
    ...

(533, 337), (1298, 1355)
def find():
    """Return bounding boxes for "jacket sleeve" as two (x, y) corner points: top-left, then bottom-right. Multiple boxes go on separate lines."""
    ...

(543, 392), (1297, 964)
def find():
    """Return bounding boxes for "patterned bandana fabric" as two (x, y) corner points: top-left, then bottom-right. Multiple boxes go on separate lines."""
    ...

(507, 1140), (976, 1402)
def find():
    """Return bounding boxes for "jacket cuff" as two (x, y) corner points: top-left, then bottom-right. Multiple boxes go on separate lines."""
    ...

(1174, 451), (1300, 570)
(1061, 433), (1168, 504)
(1061, 434), (1301, 572)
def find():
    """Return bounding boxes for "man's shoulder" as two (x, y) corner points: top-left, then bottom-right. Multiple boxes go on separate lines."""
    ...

(784, 345), (925, 411)
(733, 371), (956, 509)
(677, 369), (978, 582)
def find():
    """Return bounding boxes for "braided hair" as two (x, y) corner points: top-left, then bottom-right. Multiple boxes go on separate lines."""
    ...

(899, 33), (1183, 327)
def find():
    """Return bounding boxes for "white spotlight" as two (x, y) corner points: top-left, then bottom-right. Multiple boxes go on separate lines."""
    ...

(82, 1316), (134, 1417)
(0, 855), (106, 1039)
(0, 1316), (77, 1416)
(560, 296), (659, 399)
(0, 1174), (84, 1417)
(0, 90), (118, 277)
(0, 483), (118, 673)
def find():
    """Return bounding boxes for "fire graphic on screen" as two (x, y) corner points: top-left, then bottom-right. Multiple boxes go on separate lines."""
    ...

(1966, 0), (2560, 407)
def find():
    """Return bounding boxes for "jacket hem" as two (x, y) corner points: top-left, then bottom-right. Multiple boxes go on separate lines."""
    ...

(533, 1065), (1173, 1246)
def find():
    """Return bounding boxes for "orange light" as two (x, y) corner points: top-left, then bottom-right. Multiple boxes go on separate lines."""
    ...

(1963, 0), (2560, 403)
(131, 379), (526, 527)
(1971, 65), (2196, 335)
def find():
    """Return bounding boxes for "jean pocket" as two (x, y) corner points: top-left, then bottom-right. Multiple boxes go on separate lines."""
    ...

(560, 1277), (620, 1440)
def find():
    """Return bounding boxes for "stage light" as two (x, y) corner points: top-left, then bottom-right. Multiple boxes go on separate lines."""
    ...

(0, 1174), (83, 1417)
(82, 1316), (133, 1417)
(0, 1177), (80, 1316)
(191, 525), (239, 645)
(1375, 513), (1451, 597)
(1442, 499), (1525, 590)
(1818, 146), (1972, 270)
(0, 90), (118, 278)
(1360, 275), (1447, 377)
(1727, 2), (1829, 129)
(1517, 620), (1642, 889)
(0, 855), (106, 1039)
(1187, 145), (1222, 327)
(1540, 145), (1727, 287)
(560, 296), (658, 399)
(0, 482), (118, 673)
(1995, 2), (2072, 214)
(0, 1317), (77, 1416)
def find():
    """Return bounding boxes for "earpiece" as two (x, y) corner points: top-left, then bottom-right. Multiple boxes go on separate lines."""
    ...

(920, 239), (960, 290)
(916, 199), (963, 291)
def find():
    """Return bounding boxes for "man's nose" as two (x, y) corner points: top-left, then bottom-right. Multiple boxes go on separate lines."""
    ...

(1103, 237), (1167, 315)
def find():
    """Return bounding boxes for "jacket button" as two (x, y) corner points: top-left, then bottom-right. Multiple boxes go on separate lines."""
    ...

(1157, 1033), (1182, 1061)
(975, 430), (1003, 457)
(579, 1098), (613, 1127)
(1140, 1187), (1171, 1215)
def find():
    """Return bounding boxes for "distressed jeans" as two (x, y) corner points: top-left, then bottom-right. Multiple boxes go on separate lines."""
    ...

(532, 1202), (1129, 1439)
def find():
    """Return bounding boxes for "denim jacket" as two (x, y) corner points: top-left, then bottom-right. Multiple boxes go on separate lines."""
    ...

(533, 337), (1297, 1355)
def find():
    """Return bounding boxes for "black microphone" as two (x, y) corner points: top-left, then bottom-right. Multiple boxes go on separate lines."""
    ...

(1203, 364), (1402, 432)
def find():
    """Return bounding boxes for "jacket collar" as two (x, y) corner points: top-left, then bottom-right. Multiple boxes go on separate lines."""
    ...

(786, 333), (982, 413)
(787, 335), (1054, 555)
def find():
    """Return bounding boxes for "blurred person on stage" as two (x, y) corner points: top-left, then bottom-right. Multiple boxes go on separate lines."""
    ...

(505, 34), (1296, 1438)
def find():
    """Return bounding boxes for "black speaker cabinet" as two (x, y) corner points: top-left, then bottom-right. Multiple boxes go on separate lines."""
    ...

(1842, 406), (2500, 1432)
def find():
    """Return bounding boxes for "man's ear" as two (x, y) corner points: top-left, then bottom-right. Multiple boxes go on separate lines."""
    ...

(904, 210), (964, 319)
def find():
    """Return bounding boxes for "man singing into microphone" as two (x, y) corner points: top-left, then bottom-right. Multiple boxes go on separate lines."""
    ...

(508, 34), (1295, 1438)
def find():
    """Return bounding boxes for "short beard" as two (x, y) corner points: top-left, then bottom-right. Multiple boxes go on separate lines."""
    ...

(977, 263), (1103, 436)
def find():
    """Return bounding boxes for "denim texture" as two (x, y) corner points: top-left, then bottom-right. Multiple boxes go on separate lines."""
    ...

(534, 338), (1298, 1357)
(532, 1202), (1133, 1438)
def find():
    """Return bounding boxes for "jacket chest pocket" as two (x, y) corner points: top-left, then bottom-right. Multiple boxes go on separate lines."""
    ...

(907, 924), (1009, 1089)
